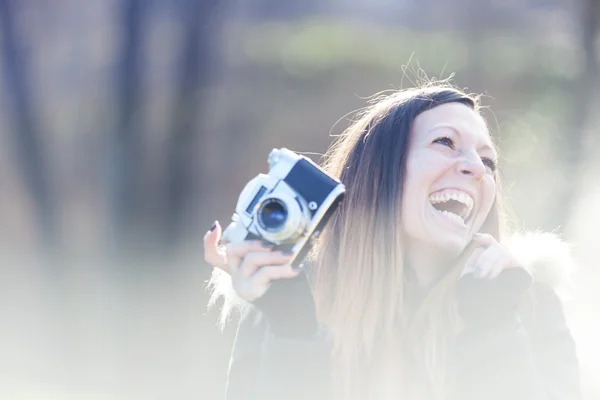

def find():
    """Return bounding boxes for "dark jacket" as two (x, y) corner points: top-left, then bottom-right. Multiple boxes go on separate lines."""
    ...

(221, 233), (581, 400)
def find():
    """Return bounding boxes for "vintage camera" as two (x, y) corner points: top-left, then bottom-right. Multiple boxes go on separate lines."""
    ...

(221, 148), (345, 267)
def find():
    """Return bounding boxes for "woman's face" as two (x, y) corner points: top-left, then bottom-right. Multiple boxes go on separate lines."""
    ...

(402, 102), (497, 256)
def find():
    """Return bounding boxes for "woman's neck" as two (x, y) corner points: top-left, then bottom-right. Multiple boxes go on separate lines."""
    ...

(405, 242), (451, 288)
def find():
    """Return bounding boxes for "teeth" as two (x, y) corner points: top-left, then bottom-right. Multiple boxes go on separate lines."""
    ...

(428, 189), (474, 220)
(438, 210), (466, 226)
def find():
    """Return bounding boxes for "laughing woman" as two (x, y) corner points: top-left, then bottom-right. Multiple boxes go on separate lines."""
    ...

(203, 84), (581, 400)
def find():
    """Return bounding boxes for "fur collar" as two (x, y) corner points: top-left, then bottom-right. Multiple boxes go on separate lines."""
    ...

(505, 231), (576, 300)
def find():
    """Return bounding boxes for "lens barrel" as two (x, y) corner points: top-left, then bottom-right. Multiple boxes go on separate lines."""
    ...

(258, 199), (288, 231)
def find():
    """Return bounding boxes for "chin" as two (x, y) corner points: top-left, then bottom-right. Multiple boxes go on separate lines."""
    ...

(431, 233), (470, 257)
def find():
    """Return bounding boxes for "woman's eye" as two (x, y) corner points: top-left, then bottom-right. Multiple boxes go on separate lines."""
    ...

(482, 157), (497, 172)
(433, 136), (455, 149)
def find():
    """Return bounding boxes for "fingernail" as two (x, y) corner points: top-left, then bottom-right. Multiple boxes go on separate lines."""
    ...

(261, 241), (275, 248)
(282, 250), (295, 256)
(209, 221), (218, 232)
(291, 266), (302, 272)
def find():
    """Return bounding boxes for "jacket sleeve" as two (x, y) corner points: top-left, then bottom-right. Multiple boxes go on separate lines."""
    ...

(449, 269), (581, 400)
(225, 270), (333, 400)
(225, 309), (333, 400)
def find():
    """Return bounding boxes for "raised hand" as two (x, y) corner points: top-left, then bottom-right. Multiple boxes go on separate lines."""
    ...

(203, 221), (300, 302)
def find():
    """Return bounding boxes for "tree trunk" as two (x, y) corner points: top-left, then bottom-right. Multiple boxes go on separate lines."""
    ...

(110, 0), (146, 257)
(163, 0), (224, 246)
(0, 0), (56, 251)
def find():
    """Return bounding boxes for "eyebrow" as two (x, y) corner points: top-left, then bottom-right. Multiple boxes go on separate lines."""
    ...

(428, 124), (497, 155)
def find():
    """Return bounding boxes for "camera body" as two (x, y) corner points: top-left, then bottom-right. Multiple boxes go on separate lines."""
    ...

(222, 148), (345, 267)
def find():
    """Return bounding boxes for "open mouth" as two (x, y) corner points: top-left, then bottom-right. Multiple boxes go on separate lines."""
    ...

(428, 189), (474, 227)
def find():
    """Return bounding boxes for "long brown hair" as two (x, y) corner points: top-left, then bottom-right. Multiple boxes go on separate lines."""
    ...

(208, 82), (509, 399)
(308, 83), (507, 399)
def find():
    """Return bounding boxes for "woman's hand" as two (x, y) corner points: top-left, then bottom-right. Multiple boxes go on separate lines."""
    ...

(461, 233), (523, 279)
(203, 221), (301, 302)
(457, 233), (532, 325)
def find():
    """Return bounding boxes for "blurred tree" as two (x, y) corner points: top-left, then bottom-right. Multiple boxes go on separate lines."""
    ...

(111, 0), (147, 255)
(249, 0), (321, 19)
(548, 0), (600, 231)
(163, 0), (226, 246)
(0, 0), (56, 251)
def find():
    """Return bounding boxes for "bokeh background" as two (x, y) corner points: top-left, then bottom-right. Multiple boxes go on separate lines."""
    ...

(0, 0), (599, 399)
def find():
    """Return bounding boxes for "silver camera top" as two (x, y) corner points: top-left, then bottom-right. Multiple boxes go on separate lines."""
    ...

(266, 148), (302, 178)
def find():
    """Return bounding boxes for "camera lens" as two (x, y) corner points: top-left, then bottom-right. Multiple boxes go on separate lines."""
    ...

(258, 199), (287, 231)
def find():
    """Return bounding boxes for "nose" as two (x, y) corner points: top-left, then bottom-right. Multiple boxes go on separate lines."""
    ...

(457, 153), (486, 179)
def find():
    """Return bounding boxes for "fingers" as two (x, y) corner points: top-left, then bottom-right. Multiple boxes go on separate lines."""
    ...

(225, 239), (275, 260)
(238, 251), (293, 277)
(232, 264), (300, 302)
(225, 240), (277, 274)
(252, 265), (300, 285)
(203, 221), (227, 268)
(473, 248), (505, 279)
(460, 247), (484, 278)
(202, 219), (281, 275)
(202, 220), (299, 303)
(468, 233), (522, 280)
(471, 232), (496, 247)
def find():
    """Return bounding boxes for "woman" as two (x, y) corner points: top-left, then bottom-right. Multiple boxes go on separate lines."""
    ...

(203, 84), (581, 400)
